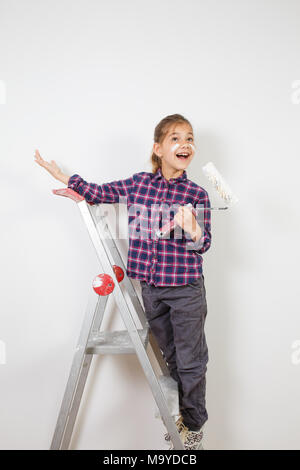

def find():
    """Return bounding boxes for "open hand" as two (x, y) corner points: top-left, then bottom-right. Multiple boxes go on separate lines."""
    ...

(34, 149), (63, 181)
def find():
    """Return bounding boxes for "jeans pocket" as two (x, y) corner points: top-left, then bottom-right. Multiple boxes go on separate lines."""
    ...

(140, 281), (151, 297)
(187, 278), (202, 290)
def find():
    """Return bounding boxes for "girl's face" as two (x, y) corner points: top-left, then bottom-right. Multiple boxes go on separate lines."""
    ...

(153, 123), (195, 176)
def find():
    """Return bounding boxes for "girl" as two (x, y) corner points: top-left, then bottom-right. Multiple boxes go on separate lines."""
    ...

(34, 114), (211, 450)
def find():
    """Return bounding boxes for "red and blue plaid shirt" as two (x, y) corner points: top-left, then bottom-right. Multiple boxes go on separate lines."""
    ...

(68, 167), (211, 286)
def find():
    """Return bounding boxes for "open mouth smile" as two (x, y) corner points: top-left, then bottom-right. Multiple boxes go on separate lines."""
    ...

(176, 152), (190, 160)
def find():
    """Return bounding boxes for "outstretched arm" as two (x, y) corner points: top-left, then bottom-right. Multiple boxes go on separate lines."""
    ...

(34, 148), (136, 205)
(67, 173), (136, 205)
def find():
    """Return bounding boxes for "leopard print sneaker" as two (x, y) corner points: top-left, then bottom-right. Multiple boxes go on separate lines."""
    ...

(169, 423), (205, 450)
(164, 414), (185, 441)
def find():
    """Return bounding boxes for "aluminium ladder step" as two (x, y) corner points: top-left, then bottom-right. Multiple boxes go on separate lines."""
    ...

(86, 327), (149, 354)
(154, 375), (180, 418)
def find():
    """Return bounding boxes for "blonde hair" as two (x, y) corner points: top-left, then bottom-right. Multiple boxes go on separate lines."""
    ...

(150, 114), (193, 173)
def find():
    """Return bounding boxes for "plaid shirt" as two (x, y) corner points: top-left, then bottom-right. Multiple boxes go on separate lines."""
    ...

(68, 167), (211, 286)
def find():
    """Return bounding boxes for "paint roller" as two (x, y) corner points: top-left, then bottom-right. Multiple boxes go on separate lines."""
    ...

(156, 162), (239, 239)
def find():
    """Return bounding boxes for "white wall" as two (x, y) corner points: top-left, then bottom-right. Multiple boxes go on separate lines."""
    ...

(1, 0), (300, 450)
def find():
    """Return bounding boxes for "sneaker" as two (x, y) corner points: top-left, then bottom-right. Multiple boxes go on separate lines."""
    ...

(169, 423), (204, 450)
(164, 414), (185, 442)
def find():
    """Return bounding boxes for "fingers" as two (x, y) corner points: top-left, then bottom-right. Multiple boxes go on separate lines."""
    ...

(34, 149), (42, 162)
(177, 206), (186, 219)
(35, 149), (42, 160)
(178, 206), (193, 217)
(34, 149), (49, 170)
(175, 206), (194, 227)
(174, 212), (183, 226)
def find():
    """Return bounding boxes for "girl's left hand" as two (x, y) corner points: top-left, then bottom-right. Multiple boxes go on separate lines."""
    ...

(174, 205), (198, 236)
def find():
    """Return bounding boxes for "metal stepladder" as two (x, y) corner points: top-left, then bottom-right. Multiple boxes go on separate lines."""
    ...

(50, 187), (185, 450)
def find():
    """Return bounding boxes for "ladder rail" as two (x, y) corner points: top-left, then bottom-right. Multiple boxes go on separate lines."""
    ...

(77, 200), (184, 449)
(50, 294), (108, 449)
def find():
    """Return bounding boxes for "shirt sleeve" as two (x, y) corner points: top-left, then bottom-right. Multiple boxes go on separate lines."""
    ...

(185, 189), (212, 254)
(67, 173), (136, 205)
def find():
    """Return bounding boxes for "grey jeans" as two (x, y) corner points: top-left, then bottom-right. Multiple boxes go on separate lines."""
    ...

(140, 275), (208, 431)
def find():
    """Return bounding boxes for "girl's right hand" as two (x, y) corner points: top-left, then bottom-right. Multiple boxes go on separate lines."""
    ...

(34, 149), (64, 181)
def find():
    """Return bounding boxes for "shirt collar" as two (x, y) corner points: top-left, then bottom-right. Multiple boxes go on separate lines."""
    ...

(152, 167), (187, 184)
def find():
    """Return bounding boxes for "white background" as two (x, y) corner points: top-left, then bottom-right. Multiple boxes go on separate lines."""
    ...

(0, 0), (300, 450)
